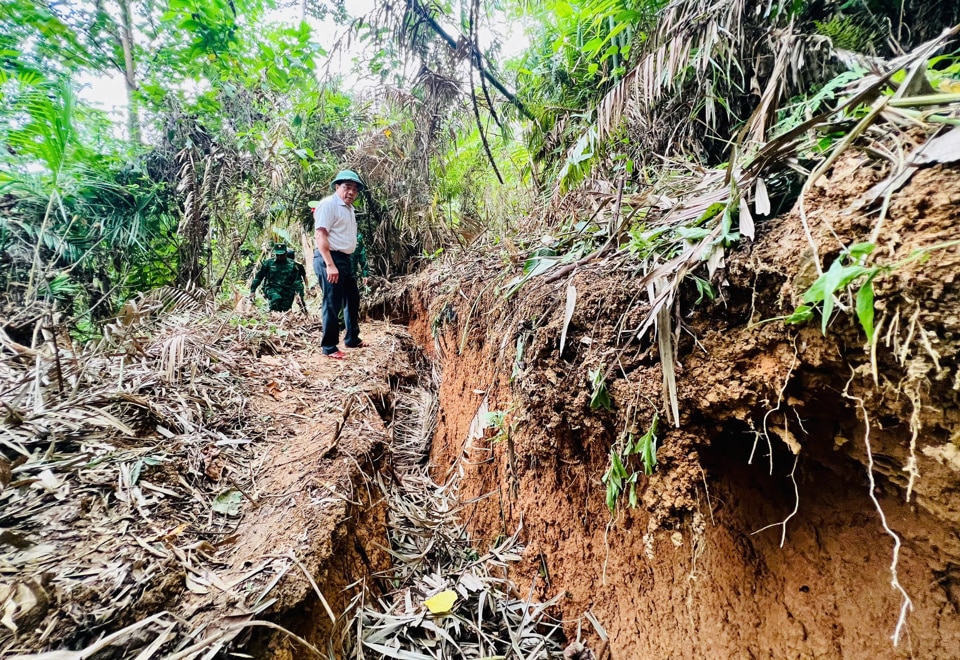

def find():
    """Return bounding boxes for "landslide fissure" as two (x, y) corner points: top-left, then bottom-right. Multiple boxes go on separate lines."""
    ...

(261, 332), (571, 657)
(387, 160), (960, 658)
(401, 292), (960, 659)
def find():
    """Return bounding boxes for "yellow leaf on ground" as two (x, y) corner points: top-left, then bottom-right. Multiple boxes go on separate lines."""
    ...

(424, 590), (457, 614)
(937, 79), (960, 93)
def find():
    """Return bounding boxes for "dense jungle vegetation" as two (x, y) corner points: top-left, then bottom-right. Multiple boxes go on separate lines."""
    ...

(3, 0), (957, 336)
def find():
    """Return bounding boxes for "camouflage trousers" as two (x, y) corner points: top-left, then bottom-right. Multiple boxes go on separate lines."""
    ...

(266, 293), (295, 312)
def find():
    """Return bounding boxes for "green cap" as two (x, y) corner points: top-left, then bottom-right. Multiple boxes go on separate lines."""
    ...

(273, 242), (287, 255)
(331, 169), (364, 190)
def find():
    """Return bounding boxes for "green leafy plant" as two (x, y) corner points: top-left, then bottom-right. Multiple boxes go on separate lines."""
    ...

(785, 242), (881, 341)
(603, 448), (634, 512)
(690, 275), (716, 305)
(589, 366), (612, 410)
(926, 54), (960, 92)
(625, 223), (663, 255)
(483, 410), (509, 443)
(632, 412), (659, 476)
(784, 240), (960, 343)
(602, 413), (659, 512)
(814, 15), (880, 53)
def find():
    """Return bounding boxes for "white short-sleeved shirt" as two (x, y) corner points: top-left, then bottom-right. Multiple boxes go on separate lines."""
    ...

(314, 193), (357, 254)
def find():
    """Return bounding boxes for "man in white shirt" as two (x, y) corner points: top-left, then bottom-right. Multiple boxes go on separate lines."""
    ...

(314, 169), (365, 358)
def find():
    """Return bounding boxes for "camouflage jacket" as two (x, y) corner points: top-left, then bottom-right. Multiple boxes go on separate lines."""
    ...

(250, 258), (304, 301)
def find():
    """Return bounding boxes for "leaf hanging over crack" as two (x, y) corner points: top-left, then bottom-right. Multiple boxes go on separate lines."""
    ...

(910, 126), (960, 166)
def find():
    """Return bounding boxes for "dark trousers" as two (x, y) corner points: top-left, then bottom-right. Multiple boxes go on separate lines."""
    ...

(315, 250), (361, 354)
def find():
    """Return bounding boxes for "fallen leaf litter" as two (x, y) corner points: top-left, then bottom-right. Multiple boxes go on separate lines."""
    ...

(0, 289), (322, 656)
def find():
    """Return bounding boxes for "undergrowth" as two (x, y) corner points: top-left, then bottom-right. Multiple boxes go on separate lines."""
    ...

(602, 413), (658, 513)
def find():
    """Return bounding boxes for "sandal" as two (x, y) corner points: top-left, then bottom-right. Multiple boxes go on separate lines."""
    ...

(346, 341), (367, 349)
(326, 350), (347, 359)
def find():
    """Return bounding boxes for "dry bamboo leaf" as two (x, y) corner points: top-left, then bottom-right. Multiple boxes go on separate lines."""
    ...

(185, 572), (210, 595)
(858, 127), (960, 208)
(706, 246), (725, 279)
(739, 197), (755, 241)
(656, 290), (680, 429)
(755, 178), (771, 215)
(558, 285), (577, 357)
(910, 126), (960, 166)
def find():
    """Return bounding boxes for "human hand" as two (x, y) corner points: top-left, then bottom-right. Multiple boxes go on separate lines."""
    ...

(326, 264), (339, 284)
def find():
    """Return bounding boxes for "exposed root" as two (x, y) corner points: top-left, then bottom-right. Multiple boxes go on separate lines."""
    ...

(748, 344), (805, 544)
(698, 464), (715, 527)
(688, 510), (707, 581)
(750, 454), (800, 548)
(902, 366), (924, 503)
(843, 376), (913, 646)
(751, 347), (799, 475)
(747, 419), (774, 476)
(883, 301), (933, 504)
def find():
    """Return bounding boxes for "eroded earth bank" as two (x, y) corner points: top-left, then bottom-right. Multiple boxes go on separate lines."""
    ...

(379, 158), (960, 658)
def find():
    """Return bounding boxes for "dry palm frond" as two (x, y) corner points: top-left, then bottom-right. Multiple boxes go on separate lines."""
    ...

(576, 24), (960, 419)
(556, 0), (865, 191)
(0, 305), (323, 657)
(339, 385), (565, 658)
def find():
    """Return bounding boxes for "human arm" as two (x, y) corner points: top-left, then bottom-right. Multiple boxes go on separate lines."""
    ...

(250, 261), (268, 297)
(315, 228), (338, 284)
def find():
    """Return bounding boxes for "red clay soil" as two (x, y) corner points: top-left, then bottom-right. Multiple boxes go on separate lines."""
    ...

(403, 159), (960, 657)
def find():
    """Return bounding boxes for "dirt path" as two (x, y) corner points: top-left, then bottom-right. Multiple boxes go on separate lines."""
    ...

(186, 320), (419, 655)
(0, 317), (417, 658)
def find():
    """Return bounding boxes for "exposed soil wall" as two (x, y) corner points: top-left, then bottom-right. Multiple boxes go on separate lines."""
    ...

(260, 486), (392, 658)
(399, 158), (960, 657)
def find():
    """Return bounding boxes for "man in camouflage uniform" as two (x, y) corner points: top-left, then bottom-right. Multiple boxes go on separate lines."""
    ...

(250, 243), (306, 312)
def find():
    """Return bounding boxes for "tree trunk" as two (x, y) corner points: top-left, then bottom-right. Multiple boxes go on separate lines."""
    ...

(117, 0), (141, 144)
